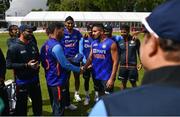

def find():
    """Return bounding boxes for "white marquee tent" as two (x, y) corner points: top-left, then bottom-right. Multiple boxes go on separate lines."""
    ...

(6, 11), (150, 30)
(6, 16), (24, 26)
(22, 11), (150, 22)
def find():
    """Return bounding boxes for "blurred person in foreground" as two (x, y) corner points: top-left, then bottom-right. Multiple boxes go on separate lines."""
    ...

(0, 48), (9, 115)
(89, 0), (180, 116)
(0, 98), (4, 115)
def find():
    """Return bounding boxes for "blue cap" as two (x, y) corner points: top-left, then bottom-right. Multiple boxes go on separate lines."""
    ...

(142, 0), (180, 42)
(19, 25), (32, 32)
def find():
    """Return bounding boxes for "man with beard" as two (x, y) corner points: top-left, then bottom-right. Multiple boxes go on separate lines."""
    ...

(6, 25), (42, 116)
(83, 23), (118, 99)
(118, 24), (142, 90)
(7, 25), (37, 47)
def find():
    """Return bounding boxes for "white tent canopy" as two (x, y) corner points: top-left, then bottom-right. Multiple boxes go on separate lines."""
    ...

(5, 16), (24, 26)
(6, 16), (24, 22)
(22, 11), (150, 22)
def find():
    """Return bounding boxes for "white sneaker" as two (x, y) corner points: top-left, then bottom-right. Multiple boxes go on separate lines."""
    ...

(94, 95), (99, 102)
(84, 96), (90, 106)
(74, 94), (82, 102)
(28, 97), (32, 103)
(65, 104), (77, 110)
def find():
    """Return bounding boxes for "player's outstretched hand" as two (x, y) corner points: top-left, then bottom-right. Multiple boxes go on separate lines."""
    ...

(80, 66), (85, 74)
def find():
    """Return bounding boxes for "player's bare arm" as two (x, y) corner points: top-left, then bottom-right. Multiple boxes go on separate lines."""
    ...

(106, 42), (119, 88)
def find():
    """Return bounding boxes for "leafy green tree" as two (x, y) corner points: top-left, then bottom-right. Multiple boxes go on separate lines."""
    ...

(0, 0), (11, 13)
(134, 0), (166, 12)
(47, 0), (61, 11)
(47, 0), (166, 12)
(0, 0), (11, 19)
(78, 0), (100, 11)
(59, 0), (79, 11)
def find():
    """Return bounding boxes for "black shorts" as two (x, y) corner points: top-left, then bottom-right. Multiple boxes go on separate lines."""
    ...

(83, 68), (92, 79)
(94, 79), (114, 94)
(118, 67), (138, 82)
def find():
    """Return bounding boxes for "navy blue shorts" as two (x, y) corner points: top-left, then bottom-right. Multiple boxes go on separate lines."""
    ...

(118, 67), (138, 82)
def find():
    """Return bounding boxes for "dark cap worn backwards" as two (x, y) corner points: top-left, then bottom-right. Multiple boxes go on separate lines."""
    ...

(65, 16), (74, 22)
(19, 25), (33, 33)
(142, 0), (180, 42)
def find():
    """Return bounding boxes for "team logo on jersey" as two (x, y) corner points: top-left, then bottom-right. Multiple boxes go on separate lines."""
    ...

(20, 50), (26, 54)
(130, 40), (135, 44)
(65, 40), (75, 43)
(102, 44), (106, 48)
(32, 47), (36, 54)
(130, 40), (136, 46)
(32, 47), (36, 51)
(84, 44), (91, 48)
(65, 36), (70, 38)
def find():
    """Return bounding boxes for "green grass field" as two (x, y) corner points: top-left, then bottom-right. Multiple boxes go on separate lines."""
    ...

(0, 32), (144, 116)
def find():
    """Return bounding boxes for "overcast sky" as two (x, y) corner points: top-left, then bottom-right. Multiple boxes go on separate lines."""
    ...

(6, 0), (47, 16)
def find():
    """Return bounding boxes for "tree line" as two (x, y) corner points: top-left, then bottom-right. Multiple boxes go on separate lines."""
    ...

(0, 0), (11, 17)
(47, 0), (166, 12)
(0, 0), (167, 14)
